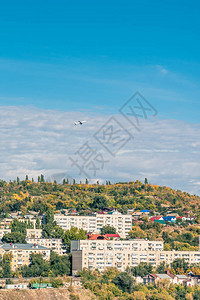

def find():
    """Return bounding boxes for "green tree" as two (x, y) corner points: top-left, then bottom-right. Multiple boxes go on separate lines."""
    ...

(171, 258), (189, 274)
(43, 209), (64, 238)
(20, 253), (50, 277)
(10, 219), (27, 235)
(175, 285), (186, 300)
(193, 289), (200, 300)
(63, 227), (86, 251)
(40, 174), (45, 183)
(131, 262), (153, 277)
(45, 209), (55, 225)
(43, 224), (64, 239)
(35, 218), (41, 229)
(2, 232), (26, 243)
(6, 278), (13, 284)
(49, 251), (71, 276)
(51, 277), (64, 288)
(112, 272), (134, 293)
(156, 261), (166, 273)
(91, 195), (108, 210)
(2, 252), (13, 278)
(101, 225), (117, 235)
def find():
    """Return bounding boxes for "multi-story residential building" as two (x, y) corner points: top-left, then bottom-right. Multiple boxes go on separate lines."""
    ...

(26, 229), (43, 239)
(0, 243), (50, 271)
(71, 239), (200, 275)
(0, 228), (11, 239)
(72, 239), (164, 252)
(54, 211), (132, 238)
(0, 217), (41, 230)
(0, 228), (42, 240)
(26, 238), (67, 255)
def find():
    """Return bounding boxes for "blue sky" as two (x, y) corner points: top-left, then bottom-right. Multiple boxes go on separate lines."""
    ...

(0, 0), (200, 121)
(0, 0), (200, 193)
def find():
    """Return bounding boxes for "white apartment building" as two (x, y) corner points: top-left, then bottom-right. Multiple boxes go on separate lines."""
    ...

(54, 211), (132, 238)
(72, 239), (164, 252)
(0, 243), (50, 271)
(26, 229), (43, 239)
(71, 239), (200, 275)
(26, 238), (67, 255)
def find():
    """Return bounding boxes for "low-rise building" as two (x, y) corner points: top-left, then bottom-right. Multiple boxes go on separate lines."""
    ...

(143, 274), (158, 285)
(26, 238), (67, 255)
(5, 284), (27, 289)
(0, 243), (50, 271)
(143, 272), (196, 286)
(143, 273), (173, 285)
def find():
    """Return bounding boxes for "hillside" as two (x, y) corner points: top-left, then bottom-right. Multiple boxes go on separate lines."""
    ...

(0, 287), (95, 300)
(0, 178), (200, 217)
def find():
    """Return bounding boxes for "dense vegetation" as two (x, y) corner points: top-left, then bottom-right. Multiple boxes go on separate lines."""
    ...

(78, 266), (200, 300)
(0, 177), (200, 216)
(0, 251), (71, 278)
(1, 177), (200, 252)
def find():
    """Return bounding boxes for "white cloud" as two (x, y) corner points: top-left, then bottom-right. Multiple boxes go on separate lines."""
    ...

(156, 65), (168, 75)
(0, 106), (199, 195)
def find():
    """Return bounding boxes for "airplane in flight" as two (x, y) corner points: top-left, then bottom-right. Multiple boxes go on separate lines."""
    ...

(74, 120), (87, 125)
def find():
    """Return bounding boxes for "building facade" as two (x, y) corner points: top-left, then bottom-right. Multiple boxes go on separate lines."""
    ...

(71, 239), (200, 275)
(54, 211), (132, 238)
(0, 218), (13, 229)
(26, 238), (67, 255)
(0, 243), (50, 271)
(26, 229), (43, 239)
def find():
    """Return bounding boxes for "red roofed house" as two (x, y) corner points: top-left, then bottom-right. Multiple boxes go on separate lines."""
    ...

(88, 234), (109, 240)
(104, 234), (120, 240)
(149, 216), (163, 222)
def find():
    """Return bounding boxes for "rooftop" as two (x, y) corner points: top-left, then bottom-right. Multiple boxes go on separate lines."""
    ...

(1, 243), (50, 250)
(176, 275), (188, 279)
(156, 274), (172, 279)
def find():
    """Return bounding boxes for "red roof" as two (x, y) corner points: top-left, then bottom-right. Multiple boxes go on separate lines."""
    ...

(105, 234), (120, 238)
(149, 216), (162, 221)
(150, 274), (158, 279)
(88, 234), (109, 240)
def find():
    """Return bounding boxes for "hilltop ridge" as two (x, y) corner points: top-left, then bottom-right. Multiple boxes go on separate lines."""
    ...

(0, 179), (199, 217)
